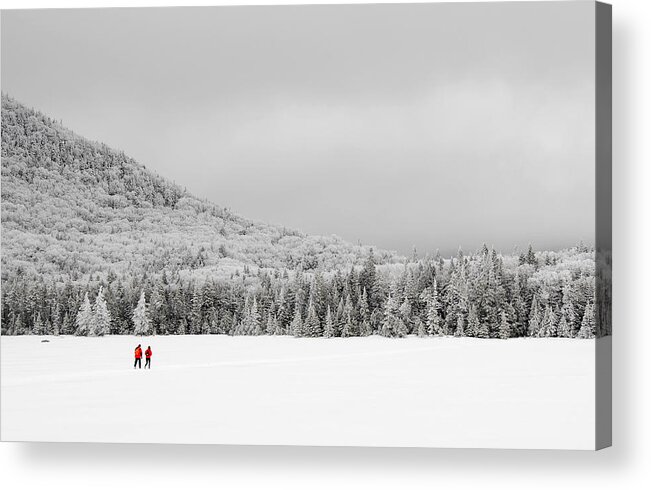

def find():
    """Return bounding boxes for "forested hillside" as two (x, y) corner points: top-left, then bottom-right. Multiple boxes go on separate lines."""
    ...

(1, 95), (608, 338)
(1, 94), (398, 283)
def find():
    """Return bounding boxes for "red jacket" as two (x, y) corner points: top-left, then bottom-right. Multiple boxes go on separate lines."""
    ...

(145, 348), (152, 359)
(135, 347), (142, 359)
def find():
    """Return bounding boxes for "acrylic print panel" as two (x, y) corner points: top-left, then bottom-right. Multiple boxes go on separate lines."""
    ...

(0, 2), (611, 450)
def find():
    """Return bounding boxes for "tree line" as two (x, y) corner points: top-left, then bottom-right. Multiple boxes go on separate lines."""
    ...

(1, 244), (607, 339)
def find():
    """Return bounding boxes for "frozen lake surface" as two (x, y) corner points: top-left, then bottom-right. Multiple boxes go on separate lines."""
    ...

(1, 335), (595, 449)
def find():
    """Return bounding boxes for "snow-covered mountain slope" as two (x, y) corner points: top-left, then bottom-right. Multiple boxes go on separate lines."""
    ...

(1, 95), (401, 284)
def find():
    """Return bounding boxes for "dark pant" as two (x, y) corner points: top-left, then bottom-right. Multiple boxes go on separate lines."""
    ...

(145, 358), (151, 369)
(134, 358), (141, 369)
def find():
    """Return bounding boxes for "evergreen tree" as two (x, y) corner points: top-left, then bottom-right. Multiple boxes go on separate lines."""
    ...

(380, 288), (406, 338)
(13, 313), (25, 336)
(561, 282), (578, 336)
(265, 309), (276, 335)
(528, 294), (542, 337)
(178, 317), (187, 335)
(324, 306), (335, 338)
(32, 312), (44, 335)
(577, 301), (595, 339)
(423, 281), (443, 336)
(75, 292), (93, 336)
(304, 297), (322, 337)
(276, 286), (291, 332)
(93, 286), (111, 336)
(467, 305), (481, 338)
(272, 314), (283, 336)
(61, 312), (72, 336)
(526, 244), (537, 267)
(52, 303), (62, 336)
(149, 284), (165, 334)
(454, 312), (465, 337)
(266, 311), (279, 336)
(341, 294), (356, 337)
(511, 271), (527, 336)
(290, 306), (303, 337)
(190, 287), (203, 335)
(132, 290), (152, 336)
(557, 312), (572, 338)
(498, 310), (511, 339)
(399, 296), (413, 333)
(415, 317), (427, 337)
(360, 249), (379, 309)
(476, 319), (490, 339)
(209, 307), (220, 334)
(540, 305), (557, 338)
(250, 297), (262, 335)
(358, 287), (372, 336)
(335, 297), (345, 337)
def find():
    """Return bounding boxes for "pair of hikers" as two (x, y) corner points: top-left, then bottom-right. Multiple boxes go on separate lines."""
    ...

(134, 344), (152, 369)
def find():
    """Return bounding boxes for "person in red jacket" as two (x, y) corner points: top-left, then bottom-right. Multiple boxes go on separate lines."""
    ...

(134, 344), (142, 369)
(144, 346), (152, 369)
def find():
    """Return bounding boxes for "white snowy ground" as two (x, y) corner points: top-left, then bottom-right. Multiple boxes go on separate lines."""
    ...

(1, 335), (595, 449)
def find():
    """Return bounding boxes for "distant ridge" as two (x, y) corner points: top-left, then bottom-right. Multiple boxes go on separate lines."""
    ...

(0, 95), (401, 284)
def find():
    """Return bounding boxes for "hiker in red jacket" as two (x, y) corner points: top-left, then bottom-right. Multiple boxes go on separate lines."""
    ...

(134, 344), (142, 369)
(144, 346), (152, 369)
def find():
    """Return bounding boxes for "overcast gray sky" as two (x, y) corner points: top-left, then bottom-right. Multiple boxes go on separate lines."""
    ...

(1, 3), (595, 256)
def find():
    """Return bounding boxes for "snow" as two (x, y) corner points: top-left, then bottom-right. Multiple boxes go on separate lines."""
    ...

(1, 335), (595, 449)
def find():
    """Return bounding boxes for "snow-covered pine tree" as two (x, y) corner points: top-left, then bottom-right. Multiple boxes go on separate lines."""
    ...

(190, 287), (203, 335)
(52, 303), (62, 336)
(178, 317), (187, 335)
(276, 286), (290, 332)
(498, 310), (511, 339)
(93, 286), (111, 336)
(380, 290), (398, 337)
(209, 307), (220, 334)
(272, 314), (283, 336)
(323, 306), (335, 338)
(557, 311), (572, 338)
(358, 287), (372, 336)
(467, 305), (480, 338)
(577, 301), (595, 339)
(415, 317), (427, 337)
(13, 313), (25, 336)
(360, 249), (379, 310)
(396, 316), (408, 337)
(528, 294), (542, 337)
(476, 319), (490, 339)
(433, 280), (445, 335)
(561, 282), (578, 336)
(444, 269), (461, 334)
(32, 312), (44, 335)
(540, 305), (557, 337)
(290, 306), (303, 337)
(266, 310), (276, 335)
(454, 312), (465, 337)
(341, 294), (356, 337)
(132, 290), (152, 336)
(399, 296), (412, 333)
(250, 297), (262, 335)
(304, 297), (322, 337)
(511, 270), (527, 336)
(526, 244), (537, 267)
(61, 312), (71, 335)
(335, 297), (345, 337)
(370, 308), (383, 334)
(75, 292), (93, 336)
(424, 280), (444, 336)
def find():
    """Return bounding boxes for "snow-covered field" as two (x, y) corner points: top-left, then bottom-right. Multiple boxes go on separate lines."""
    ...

(1, 335), (595, 449)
